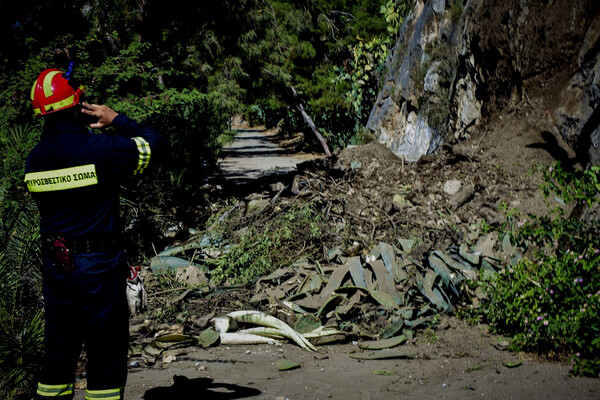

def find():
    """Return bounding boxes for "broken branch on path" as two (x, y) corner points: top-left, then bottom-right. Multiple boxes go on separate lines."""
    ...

(290, 85), (332, 158)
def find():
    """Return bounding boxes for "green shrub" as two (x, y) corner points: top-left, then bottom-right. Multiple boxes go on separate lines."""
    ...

(487, 248), (599, 376)
(0, 185), (43, 399)
(483, 162), (600, 376)
(207, 202), (326, 284)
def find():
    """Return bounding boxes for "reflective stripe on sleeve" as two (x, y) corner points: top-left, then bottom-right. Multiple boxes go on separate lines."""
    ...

(37, 382), (74, 397)
(85, 387), (125, 400)
(131, 137), (151, 175)
(24, 164), (98, 192)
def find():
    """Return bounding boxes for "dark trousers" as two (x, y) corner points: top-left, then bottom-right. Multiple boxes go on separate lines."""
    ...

(37, 251), (129, 399)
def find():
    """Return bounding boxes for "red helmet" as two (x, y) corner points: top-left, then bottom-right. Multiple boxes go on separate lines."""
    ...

(30, 68), (84, 116)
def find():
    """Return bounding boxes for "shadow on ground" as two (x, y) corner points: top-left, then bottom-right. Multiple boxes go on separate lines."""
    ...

(143, 375), (261, 399)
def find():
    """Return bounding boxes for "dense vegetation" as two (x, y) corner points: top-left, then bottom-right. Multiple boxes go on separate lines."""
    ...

(482, 164), (600, 376)
(1, 1), (598, 397)
(0, 1), (410, 397)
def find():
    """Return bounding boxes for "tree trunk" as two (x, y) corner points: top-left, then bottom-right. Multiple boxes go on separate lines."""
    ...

(290, 86), (332, 157)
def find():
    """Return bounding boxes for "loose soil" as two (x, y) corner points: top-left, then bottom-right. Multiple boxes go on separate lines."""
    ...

(76, 78), (599, 399)
(118, 316), (598, 400)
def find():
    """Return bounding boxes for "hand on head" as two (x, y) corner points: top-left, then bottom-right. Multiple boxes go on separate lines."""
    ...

(81, 102), (118, 129)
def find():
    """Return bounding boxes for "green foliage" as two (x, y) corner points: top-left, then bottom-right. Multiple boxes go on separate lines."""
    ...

(449, 0), (464, 22)
(0, 125), (39, 234)
(327, 1), (413, 146)
(0, 310), (44, 399)
(413, 41), (453, 130)
(0, 185), (43, 399)
(0, 4), (410, 393)
(483, 162), (600, 376)
(207, 202), (326, 284)
(541, 163), (600, 209)
(336, 35), (391, 131)
(380, 0), (411, 34)
(487, 250), (600, 376)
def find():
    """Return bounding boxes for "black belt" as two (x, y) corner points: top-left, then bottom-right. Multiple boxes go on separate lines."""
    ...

(43, 236), (120, 255)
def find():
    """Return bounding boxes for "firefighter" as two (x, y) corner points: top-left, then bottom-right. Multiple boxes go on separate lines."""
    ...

(25, 64), (168, 400)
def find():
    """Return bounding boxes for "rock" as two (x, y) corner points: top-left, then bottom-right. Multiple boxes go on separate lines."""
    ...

(393, 194), (408, 210)
(247, 199), (270, 215)
(450, 143), (475, 159)
(424, 62), (442, 93)
(475, 233), (498, 257)
(175, 265), (208, 286)
(269, 182), (285, 192)
(367, 0), (600, 164)
(162, 355), (176, 364)
(448, 182), (476, 209)
(455, 77), (481, 134)
(432, 0), (445, 14)
(443, 180), (462, 196)
(479, 206), (501, 226)
(367, 1), (445, 161)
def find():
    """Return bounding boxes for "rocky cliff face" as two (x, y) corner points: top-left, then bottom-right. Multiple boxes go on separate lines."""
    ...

(367, 0), (600, 166)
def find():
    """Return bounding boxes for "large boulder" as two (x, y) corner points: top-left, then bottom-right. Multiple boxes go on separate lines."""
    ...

(367, 0), (600, 165)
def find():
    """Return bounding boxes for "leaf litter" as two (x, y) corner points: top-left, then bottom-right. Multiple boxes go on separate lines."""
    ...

(130, 141), (547, 365)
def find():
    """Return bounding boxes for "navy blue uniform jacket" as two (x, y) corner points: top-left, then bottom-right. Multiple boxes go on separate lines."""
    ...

(24, 114), (168, 239)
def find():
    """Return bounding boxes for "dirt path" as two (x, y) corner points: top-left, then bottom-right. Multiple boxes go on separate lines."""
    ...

(89, 317), (598, 400)
(214, 128), (320, 186)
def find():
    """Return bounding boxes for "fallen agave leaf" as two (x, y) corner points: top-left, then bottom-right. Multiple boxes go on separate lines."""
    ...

(397, 238), (415, 253)
(381, 318), (404, 339)
(294, 314), (322, 334)
(417, 270), (452, 313)
(128, 344), (143, 357)
(458, 244), (480, 266)
(240, 327), (288, 340)
(373, 370), (396, 375)
(277, 359), (301, 371)
(211, 315), (239, 333)
(503, 360), (522, 368)
(379, 242), (397, 275)
(428, 254), (452, 286)
(369, 289), (399, 309)
(228, 310), (316, 351)
(350, 350), (415, 360)
(359, 335), (406, 350)
(318, 264), (349, 301)
(327, 246), (344, 261)
(369, 259), (397, 296)
(197, 328), (220, 348)
(305, 333), (346, 346)
(297, 274), (323, 294)
(219, 332), (279, 345)
(434, 250), (474, 272)
(287, 294), (320, 311)
(348, 256), (368, 288)
(142, 334), (197, 364)
(316, 294), (344, 319)
(404, 316), (431, 329)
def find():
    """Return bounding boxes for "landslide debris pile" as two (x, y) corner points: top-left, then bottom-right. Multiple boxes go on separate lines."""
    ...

(129, 141), (543, 363)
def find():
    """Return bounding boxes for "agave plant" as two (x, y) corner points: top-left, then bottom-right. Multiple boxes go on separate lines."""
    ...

(0, 200), (44, 399)
(0, 124), (45, 399)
